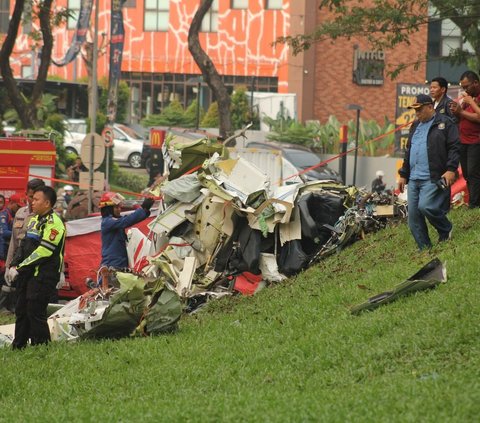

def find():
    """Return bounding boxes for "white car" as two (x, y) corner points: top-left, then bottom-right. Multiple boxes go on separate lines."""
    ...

(64, 120), (146, 168)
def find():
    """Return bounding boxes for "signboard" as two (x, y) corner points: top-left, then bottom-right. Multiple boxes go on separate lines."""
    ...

(80, 133), (105, 170)
(353, 48), (385, 86)
(394, 83), (430, 157)
(79, 171), (105, 191)
(150, 128), (166, 149)
(102, 127), (114, 147)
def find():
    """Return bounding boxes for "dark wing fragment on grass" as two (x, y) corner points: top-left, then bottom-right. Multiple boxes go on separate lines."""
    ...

(350, 258), (446, 315)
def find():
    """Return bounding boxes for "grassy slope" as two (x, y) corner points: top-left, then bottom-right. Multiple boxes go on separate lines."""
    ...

(1, 208), (479, 422)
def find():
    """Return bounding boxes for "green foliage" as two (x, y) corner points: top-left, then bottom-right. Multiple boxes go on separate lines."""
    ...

(230, 85), (261, 130)
(1, 208), (479, 421)
(45, 113), (68, 176)
(86, 112), (107, 134)
(4, 93), (58, 128)
(266, 120), (319, 146)
(183, 99), (205, 128)
(141, 100), (187, 127)
(200, 101), (220, 127)
(277, 0), (479, 77)
(111, 167), (148, 193)
(99, 79), (130, 123)
(230, 86), (250, 130)
(265, 115), (396, 156)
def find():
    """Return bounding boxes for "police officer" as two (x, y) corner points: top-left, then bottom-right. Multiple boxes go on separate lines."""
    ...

(0, 194), (26, 312)
(100, 192), (154, 269)
(3, 179), (45, 313)
(9, 186), (66, 349)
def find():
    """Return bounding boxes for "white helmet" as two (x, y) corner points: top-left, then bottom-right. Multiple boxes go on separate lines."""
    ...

(376, 170), (384, 177)
(64, 185), (74, 191)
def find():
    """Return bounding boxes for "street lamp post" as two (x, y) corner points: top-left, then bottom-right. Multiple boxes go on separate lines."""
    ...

(195, 80), (201, 129)
(346, 104), (363, 186)
(187, 76), (203, 129)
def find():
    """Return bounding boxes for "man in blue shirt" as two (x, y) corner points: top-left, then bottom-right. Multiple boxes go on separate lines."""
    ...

(100, 192), (154, 269)
(398, 94), (461, 250)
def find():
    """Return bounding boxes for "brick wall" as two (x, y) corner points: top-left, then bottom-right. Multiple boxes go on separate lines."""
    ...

(313, 4), (428, 124)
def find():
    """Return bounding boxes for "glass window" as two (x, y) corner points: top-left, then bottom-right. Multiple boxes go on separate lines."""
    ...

(201, 0), (218, 32)
(0, 0), (9, 33)
(67, 0), (81, 30)
(266, 0), (282, 9)
(144, 0), (170, 32)
(440, 19), (462, 57)
(441, 37), (462, 57)
(231, 0), (248, 8)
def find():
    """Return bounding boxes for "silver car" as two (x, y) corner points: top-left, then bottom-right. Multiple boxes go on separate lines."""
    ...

(63, 120), (146, 168)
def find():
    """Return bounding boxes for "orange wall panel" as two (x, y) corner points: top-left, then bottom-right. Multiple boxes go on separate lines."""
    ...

(9, 1), (291, 90)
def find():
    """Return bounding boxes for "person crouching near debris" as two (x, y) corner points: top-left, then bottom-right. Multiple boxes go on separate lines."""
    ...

(398, 94), (460, 250)
(9, 186), (66, 349)
(99, 192), (154, 271)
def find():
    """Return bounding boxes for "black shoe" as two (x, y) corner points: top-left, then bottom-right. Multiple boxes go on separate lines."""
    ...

(439, 229), (452, 242)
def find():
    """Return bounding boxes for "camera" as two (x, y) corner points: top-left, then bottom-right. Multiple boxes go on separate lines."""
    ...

(436, 177), (448, 190)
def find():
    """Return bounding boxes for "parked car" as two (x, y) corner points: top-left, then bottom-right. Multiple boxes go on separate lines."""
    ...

(63, 120), (147, 168)
(245, 141), (343, 183)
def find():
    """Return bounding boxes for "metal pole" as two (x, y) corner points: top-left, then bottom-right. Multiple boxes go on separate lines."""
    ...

(106, 148), (109, 186)
(195, 81), (200, 129)
(353, 109), (360, 186)
(88, 0), (100, 214)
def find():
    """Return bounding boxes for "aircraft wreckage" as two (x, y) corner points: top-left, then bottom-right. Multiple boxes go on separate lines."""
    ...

(1, 137), (408, 346)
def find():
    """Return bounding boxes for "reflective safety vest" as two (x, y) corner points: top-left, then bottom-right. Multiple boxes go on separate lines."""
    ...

(14, 210), (66, 278)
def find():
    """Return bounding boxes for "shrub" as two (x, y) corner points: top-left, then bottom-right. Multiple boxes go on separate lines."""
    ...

(201, 101), (219, 128)
(112, 167), (148, 193)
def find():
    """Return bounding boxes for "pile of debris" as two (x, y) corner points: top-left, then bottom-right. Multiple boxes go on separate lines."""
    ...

(130, 150), (405, 311)
(0, 138), (407, 346)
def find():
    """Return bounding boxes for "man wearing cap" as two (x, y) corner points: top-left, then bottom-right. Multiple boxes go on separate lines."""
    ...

(398, 94), (460, 250)
(449, 70), (480, 208)
(0, 194), (26, 312)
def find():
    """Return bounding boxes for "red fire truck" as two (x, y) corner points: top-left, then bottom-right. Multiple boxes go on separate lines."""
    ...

(0, 133), (56, 197)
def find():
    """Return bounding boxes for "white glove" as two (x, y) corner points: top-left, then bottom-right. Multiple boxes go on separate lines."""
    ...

(56, 272), (66, 289)
(5, 267), (19, 286)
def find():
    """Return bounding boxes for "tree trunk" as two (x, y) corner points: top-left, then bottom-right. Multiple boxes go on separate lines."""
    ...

(188, 0), (232, 138)
(0, 0), (31, 128)
(0, 0), (54, 129)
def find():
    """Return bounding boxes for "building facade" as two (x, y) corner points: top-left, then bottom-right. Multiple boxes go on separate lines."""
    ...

(1, 1), (438, 125)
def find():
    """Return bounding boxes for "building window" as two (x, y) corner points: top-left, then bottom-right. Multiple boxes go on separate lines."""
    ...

(440, 19), (462, 57)
(144, 0), (170, 32)
(265, 0), (282, 10)
(231, 0), (248, 8)
(0, 0), (9, 33)
(67, 0), (81, 30)
(201, 0), (218, 32)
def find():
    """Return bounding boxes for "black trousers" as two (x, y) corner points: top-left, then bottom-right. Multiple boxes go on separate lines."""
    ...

(12, 274), (55, 349)
(460, 143), (480, 208)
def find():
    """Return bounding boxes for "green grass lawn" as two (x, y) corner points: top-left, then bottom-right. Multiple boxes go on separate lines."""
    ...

(1, 208), (479, 422)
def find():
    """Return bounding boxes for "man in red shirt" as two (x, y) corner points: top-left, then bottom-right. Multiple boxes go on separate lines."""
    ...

(450, 70), (480, 208)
